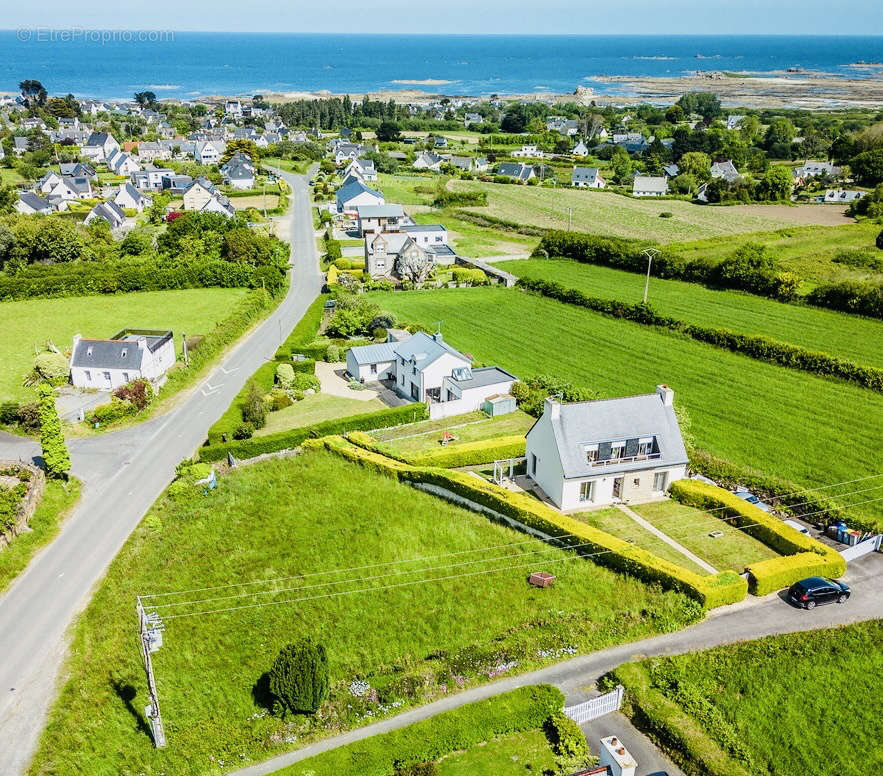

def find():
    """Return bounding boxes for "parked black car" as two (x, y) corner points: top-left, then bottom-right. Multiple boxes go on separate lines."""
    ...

(788, 577), (850, 609)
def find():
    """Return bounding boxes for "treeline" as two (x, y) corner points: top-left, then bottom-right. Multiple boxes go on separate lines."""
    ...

(533, 231), (882, 319)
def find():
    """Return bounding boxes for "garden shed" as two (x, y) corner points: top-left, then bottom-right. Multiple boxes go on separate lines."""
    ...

(483, 393), (516, 417)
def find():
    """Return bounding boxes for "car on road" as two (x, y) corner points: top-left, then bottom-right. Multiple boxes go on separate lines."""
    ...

(734, 488), (773, 512)
(788, 577), (850, 609)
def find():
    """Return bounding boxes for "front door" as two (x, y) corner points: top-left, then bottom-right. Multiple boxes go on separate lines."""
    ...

(612, 476), (624, 500)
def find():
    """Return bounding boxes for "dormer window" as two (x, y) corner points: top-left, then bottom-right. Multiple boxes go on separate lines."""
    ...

(584, 444), (599, 464)
(86, 346), (93, 357)
(637, 437), (654, 457)
(121, 348), (128, 358)
(609, 441), (625, 461)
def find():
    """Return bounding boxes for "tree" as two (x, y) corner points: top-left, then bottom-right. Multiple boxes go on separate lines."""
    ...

(268, 639), (329, 714)
(764, 117), (796, 150)
(0, 186), (17, 216)
(676, 92), (721, 122)
(670, 173), (698, 195)
(375, 121), (402, 142)
(664, 104), (684, 124)
(241, 382), (267, 429)
(19, 79), (47, 107)
(678, 151), (712, 181)
(756, 166), (792, 201)
(38, 383), (70, 478)
(134, 91), (157, 107)
(850, 148), (883, 186)
(396, 249), (435, 285)
(877, 230), (883, 250)
(609, 146), (632, 184)
(500, 103), (529, 134)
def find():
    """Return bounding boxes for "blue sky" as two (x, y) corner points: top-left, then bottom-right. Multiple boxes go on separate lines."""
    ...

(3, 0), (883, 34)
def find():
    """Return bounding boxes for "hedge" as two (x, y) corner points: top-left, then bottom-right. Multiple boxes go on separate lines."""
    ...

(452, 209), (549, 237)
(807, 279), (883, 320)
(517, 276), (883, 392)
(276, 685), (564, 776)
(532, 231), (798, 302)
(320, 437), (746, 608)
(669, 479), (846, 595)
(613, 662), (751, 776)
(275, 294), (328, 359)
(346, 431), (526, 468)
(198, 403), (429, 461)
(0, 258), (282, 301)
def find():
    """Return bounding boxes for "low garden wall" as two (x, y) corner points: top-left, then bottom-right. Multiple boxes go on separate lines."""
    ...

(0, 461), (46, 549)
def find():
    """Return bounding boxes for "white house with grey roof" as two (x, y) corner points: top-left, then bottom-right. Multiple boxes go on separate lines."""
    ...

(15, 191), (52, 215)
(81, 131), (119, 162)
(70, 330), (176, 391)
(114, 182), (151, 212)
(84, 200), (126, 229)
(632, 175), (669, 197)
(346, 331), (516, 417)
(336, 178), (385, 214)
(571, 167), (606, 188)
(525, 386), (688, 510)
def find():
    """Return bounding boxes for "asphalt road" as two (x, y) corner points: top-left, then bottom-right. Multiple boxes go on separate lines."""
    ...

(0, 168), (322, 776)
(231, 553), (883, 776)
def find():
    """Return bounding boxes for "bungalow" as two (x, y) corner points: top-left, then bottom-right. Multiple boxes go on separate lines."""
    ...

(70, 330), (176, 391)
(726, 115), (744, 131)
(464, 112), (483, 126)
(136, 141), (171, 163)
(356, 203), (405, 237)
(571, 166), (606, 189)
(571, 140), (589, 157)
(114, 182), (151, 211)
(710, 160), (740, 183)
(412, 151), (445, 172)
(14, 191), (52, 215)
(81, 131), (119, 162)
(84, 200), (126, 229)
(182, 177), (236, 217)
(792, 160), (841, 183)
(823, 189), (865, 204)
(45, 175), (93, 203)
(632, 175), (669, 197)
(432, 136), (448, 148)
(662, 163), (680, 179)
(547, 117), (579, 136)
(336, 178), (385, 215)
(220, 153), (256, 189)
(333, 143), (371, 166)
(496, 162), (536, 183)
(36, 171), (64, 194)
(525, 385), (688, 511)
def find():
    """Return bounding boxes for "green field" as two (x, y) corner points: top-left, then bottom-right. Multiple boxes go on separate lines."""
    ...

(0, 166), (26, 185)
(449, 179), (851, 243)
(667, 222), (883, 287)
(262, 157), (309, 175)
(616, 621), (883, 776)
(633, 500), (778, 573)
(256, 392), (388, 435)
(30, 451), (697, 775)
(375, 410), (534, 456)
(438, 729), (557, 775)
(364, 287), (883, 525)
(0, 288), (250, 403)
(497, 258), (883, 368)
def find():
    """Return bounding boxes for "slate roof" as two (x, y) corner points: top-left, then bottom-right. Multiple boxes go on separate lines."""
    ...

(540, 393), (688, 479)
(497, 162), (534, 181)
(392, 331), (470, 369)
(337, 178), (383, 206)
(402, 224), (447, 234)
(71, 330), (171, 370)
(447, 366), (517, 390)
(356, 204), (404, 219)
(572, 166), (602, 184)
(18, 191), (50, 211)
(348, 341), (398, 366)
(710, 160), (740, 182)
(633, 176), (669, 194)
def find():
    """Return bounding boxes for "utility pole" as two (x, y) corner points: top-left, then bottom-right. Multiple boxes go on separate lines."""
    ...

(136, 598), (167, 747)
(568, 207), (573, 231)
(642, 248), (660, 304)
(182, 332), (189, 367)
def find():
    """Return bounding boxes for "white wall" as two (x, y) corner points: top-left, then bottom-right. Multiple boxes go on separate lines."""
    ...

(558, 465), (687, 511)
(525, 414), (566, 508)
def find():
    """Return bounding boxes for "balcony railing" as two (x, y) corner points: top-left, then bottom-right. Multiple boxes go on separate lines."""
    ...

(589, 452), (661, 467)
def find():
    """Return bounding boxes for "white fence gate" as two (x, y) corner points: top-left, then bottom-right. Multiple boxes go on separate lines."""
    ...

(840, 534), (882, 562)
(564, 685), (624, 724)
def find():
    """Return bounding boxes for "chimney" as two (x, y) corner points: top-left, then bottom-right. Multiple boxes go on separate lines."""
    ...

(432, 331), (443, 343)
(544, 396), (560, 420)
(657, 384), (674, 407)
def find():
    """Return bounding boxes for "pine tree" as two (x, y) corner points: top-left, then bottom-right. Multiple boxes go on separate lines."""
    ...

(38, 383), (70, 478)
(268, 638), (329, 714)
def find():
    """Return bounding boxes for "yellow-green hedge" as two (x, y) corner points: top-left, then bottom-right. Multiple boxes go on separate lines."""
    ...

(669, 479), (845, 595)
(321, 437), (746, 609)
(346, 431), (526, 468)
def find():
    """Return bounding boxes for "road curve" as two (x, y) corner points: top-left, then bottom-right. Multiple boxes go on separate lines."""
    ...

(0, 168), (322, 775)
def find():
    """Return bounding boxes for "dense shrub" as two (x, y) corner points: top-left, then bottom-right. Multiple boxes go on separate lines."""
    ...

(29, 352), (69, 386)
(276, 295), (328, 359)
(432, 190), (488, 207)
(89, 399), (138, 425)
(275, 362), (295, 389)
(113, 379), (153, 411)
(347, 432), (526, 468)
(545, 712), (595, 775)
(38, 383), (69, 478)
(232, 423), (254, 440)
(241, 382), (267, 429)
(276, 685), (564, 776)
(511, 374), (597, 417)
(268, 639), (330, 715)
(806, 280), (883, 320)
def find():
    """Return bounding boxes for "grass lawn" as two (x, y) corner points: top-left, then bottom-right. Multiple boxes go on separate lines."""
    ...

(364, 287), (883, 527)
(0, 288), (250, 403)
(632, 500), (777, 574)
(0, 166), (25, 185)
(498, 258), (883, 368)
(0, 478), (81, 594)
(449, 179), (852, 243)
(438, 729), (557, 775)
(618, 621), (883, 776)
(30, 451), (698, 775)
(256, 393), (388, 435)
(668, 222), (883, 287)
(375, 410), (535, 457)
(231, 194), (280, 211)
(573, 506), (709, 575)
(262, 157), (309, 175)
(377, 173), (438, 205)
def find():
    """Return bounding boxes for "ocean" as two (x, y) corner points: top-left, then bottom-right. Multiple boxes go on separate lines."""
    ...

(1, 32), (882, 100)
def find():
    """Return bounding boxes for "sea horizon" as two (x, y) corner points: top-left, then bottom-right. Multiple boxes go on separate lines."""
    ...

(1, 32), (882, 100)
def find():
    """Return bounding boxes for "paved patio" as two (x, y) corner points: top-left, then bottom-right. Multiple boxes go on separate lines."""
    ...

(314, 361), (408, 407)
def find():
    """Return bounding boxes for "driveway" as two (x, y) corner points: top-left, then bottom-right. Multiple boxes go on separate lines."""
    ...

(315, 361), (408, 407)
(582, 712), (684, 776)
(0, 165), (323, 776)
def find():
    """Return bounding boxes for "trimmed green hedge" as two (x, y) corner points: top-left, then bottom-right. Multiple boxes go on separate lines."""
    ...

(613, 662), (751, 776)
(669, 479), (846, 595)
(275, 294), (328, 359)
(320, 437), (746, 608)
(199, 403), (429, 461)
(346, 431), (526, 468)
(276, 685), (564, 776)
(518, 276), (883, 392)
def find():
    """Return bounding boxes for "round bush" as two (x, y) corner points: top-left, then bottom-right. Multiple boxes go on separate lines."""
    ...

(659, 211), (674, 218)
(33, 352), (69, 384)
(268, 639), (329, 714)
(232, 423), (254, 440)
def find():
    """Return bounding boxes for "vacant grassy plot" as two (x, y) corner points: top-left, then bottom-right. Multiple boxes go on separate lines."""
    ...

(365, 287), (883, 525)
(0, 166), (25, 185)
(449, 179), (852, 243)
(30, 452), (697, 775)
(0, 288), (250, 403)
(574, 506), (708, 575)
(0, 478), (81, 593)
(376, 410), (535, 457)
(633, 500), (777, 573)
(668, 222), (883, 287)
(498, 258), (883, 368)
(377, 173), (438, 205)
(231, 194), (280, 211)
(262, 157), (309, 175)
(256, 392), (388, 435)
(619, 621), (883, 776)
(438, 729), (557, 775)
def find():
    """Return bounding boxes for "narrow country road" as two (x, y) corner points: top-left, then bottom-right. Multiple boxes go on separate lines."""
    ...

(230, 554), (883, 776)
(0, 168), (322, 775)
